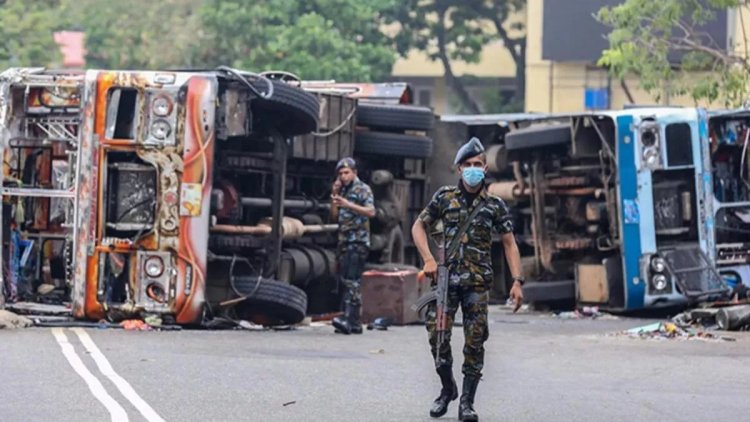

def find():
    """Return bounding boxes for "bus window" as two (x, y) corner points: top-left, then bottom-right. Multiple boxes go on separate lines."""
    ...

(105, 88), (139, 139)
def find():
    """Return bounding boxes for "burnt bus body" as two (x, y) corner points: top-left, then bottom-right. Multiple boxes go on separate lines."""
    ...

(0, 68), (321, 324)
(0, 69), (434, 324)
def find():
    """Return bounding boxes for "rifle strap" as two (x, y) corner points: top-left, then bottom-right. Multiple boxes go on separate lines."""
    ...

(444, 198), (486, 261)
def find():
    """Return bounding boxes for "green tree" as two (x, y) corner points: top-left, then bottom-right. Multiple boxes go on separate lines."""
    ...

(385, 0), (526, 113)
(59, 0), (203, 69)
(195, 0), (398, 81)
(598, 0), (750, 107)
(0, 0), (63, 68)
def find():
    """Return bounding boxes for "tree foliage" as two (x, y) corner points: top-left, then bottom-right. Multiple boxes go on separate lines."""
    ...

(384, 0), (526, 113)
(194, 0), (399, 81)
(58, 0), (204, 70)
(598, 0), (750, 107)
(0, 0), (524, 107)
(0, 0), (63, 68)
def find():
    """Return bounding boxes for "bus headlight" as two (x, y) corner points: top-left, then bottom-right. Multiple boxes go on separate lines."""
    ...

(150, 119), (171, 140)
(144, 256), (164, 277)
(152, 96), (172, 117)
(651, 257), (666, 273)
(643, 146), (660, 167)
(651, 274), (668, 291)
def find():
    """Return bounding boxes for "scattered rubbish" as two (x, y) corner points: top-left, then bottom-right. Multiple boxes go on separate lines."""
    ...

(271, 325), (296, 331)
(553, 306), (617, 320)
(238, 320), (265, 331)
(120, 319), (152, 331)
(0, 310), (32, 329)
(369, 348), (385, 354)
(143, 315), (163, 327)
(616, 321), (735, 342)
(282, 401), (296, 407)
(366, 317), (391, 331)
(201, 317), (266, 331)
(673, 303), (750, 332)
(504, 299), (530, 313)
(717, 305), (750, 331)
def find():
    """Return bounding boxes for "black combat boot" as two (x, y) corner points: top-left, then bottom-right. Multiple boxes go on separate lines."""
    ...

(349, 304), (363, 334)
(429, 366), (458, 418)
(333, 303), (363, 335)
(332, 307), (351, 334)
(458, 376), (480, 421)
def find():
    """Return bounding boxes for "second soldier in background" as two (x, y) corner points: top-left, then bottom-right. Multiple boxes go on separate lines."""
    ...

(330, 157), (375, 334)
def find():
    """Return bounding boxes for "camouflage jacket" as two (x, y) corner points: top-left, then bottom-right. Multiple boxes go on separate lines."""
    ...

(337, 177), (374, 249)
(418, 184), (514, 286)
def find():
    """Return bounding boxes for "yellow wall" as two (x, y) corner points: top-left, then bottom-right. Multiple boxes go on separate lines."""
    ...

(391, 8), (524, 78)
(392, 40), (518, 78)
(390, 7), (525, 114)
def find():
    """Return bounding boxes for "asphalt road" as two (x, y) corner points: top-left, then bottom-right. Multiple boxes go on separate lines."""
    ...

(1, 307), (748, 422)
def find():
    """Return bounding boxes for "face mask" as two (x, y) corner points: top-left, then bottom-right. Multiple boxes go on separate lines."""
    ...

(462, 167), (485, 187)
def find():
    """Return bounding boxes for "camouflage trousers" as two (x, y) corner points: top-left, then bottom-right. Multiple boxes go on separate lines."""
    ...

(338, 244), (369, 308)
(425, 283), (489, 378)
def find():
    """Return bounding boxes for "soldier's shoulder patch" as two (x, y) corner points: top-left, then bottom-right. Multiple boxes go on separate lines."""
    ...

(436, 185), (459, 195)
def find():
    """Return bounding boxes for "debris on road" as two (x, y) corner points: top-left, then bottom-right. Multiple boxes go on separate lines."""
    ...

(504, 300), (530, 313)
(0, 310), (32, 329)
(552, 306), (618, 320)
(282, 401), (296, 407)
(673, 302), (750, 332)
(615, 321), (736, 342)
(366, 317), (391, 331)
(120, 319), (152, 331)
(717, 305), (750, 331)
(144, 315), (163, 327)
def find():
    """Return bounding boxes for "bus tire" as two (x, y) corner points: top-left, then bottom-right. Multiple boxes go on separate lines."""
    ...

(231, 276), (308, 325)
(355, 131), (433, 158)
(357, 103), (434, 131)
(251, 80), (320, 137)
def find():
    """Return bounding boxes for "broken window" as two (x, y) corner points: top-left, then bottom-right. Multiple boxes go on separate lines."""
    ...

(105, 88), (139, 139)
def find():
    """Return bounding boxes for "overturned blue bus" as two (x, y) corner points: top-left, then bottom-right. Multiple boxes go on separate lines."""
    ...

(489, 108), (734, 311)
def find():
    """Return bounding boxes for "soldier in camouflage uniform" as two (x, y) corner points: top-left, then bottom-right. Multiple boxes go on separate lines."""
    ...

(412, 137), (524, 421)
(330, 157), (375, 335)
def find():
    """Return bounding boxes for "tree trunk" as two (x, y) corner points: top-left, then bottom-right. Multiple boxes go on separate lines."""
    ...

(490, 10), (526, 109)
(436, 9), (482, 114)
(438, 52), (482, 114)
(513, 39), (526, 106)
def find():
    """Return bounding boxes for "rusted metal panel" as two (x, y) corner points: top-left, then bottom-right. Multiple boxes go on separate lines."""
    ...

(292, 92), (355, 161)
(301, 82), (412, 104)
(361, 267), (423, 325)
(576, 264), (609, 303)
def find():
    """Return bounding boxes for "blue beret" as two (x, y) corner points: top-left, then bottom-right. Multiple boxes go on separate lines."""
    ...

(336, 157), (357, 172)
(454, 137), (485, 165)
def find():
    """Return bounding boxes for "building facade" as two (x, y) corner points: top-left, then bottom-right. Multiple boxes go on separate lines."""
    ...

(525, 0), (750, 113)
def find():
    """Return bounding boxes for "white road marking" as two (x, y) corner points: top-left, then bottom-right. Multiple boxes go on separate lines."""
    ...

(51, 328), (129, 422)
(71, 328), (166, 422)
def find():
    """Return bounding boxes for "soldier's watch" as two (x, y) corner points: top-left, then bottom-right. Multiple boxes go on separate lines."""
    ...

(512, 276), (525, 286)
